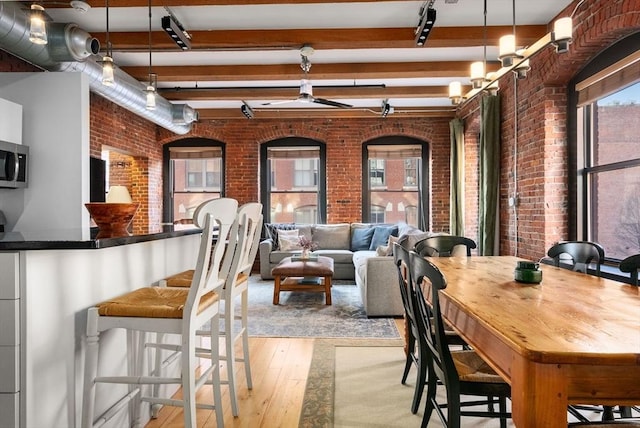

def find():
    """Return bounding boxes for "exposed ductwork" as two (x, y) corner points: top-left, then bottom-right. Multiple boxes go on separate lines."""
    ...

(0, 1), (197, 134)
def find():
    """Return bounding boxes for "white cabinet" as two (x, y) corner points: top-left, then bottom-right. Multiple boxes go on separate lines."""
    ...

(0, 98), (23, 145)
(0, 252), (19, 427)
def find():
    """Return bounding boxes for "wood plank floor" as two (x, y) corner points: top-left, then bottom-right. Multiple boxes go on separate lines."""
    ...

(145, 319), (405, 428)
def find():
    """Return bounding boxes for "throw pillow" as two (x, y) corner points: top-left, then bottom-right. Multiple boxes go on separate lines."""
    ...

(369, 225), (399, 251)
(312, 223), (351, 250)
(351, 226), (375, 251)
(264, 223), (296, 250)
(278, 229), (302, 251)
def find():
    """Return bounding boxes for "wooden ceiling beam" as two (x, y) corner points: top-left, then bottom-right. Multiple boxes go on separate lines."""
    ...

(79, 0), (428, 7)
(196, 106), (456, 120)
(99, 25), (545, 51)
(158, 85), (468, 101)
(124, 61), (500, 82)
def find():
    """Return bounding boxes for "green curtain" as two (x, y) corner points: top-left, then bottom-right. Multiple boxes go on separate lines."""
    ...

(478, 95), (500, 255)
(449, 118), (465, 235)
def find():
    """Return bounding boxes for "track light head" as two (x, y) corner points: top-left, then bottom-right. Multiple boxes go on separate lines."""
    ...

(162, 15), (191, 50)
(414, 7), (436, 47)
(241, 102), (254, 119)
(381, 100), (393, 118)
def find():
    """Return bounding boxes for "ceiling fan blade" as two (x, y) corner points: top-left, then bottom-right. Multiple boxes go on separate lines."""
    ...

(261, 99), (297, 106)
(313, 98), (353, 109)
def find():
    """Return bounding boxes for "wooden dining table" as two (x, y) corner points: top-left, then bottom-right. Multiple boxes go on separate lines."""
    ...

(425, 255), (640, 428)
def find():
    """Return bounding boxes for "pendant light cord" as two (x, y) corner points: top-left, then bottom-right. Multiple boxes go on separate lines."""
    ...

(482, 0), (487, 72)
(148, 0), (152, 85)
(105, 0), (110, 56)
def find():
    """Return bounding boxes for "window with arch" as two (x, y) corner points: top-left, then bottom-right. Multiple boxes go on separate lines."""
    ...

(363, 138), (429, 229)
(260, 138), (327, 224)
(571, 32), (640, 261)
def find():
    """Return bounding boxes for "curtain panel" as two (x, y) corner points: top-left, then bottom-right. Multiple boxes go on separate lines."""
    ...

(449, 118), (465, 235)
(478, 95), (501, 255)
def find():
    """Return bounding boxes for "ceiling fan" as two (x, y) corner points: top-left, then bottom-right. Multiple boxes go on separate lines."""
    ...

(262, 46), (353, 109)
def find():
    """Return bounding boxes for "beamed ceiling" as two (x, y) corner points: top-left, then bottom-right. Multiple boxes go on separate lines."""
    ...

(35, 0), (573, 119)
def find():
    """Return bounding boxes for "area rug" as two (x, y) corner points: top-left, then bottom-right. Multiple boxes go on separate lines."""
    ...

(239, 276), (401, 339)
(300, 341), (608, 427)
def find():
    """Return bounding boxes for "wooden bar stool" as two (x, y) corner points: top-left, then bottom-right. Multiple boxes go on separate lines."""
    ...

(81, 201), (237, 428)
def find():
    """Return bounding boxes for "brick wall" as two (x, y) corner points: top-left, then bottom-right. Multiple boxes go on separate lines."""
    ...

(460, 0), (640, 261)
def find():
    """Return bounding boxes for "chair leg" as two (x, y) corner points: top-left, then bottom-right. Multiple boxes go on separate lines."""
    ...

(210, 312), (225, 427)
(225, 298), (240, 416)
(411, 347), (425, 414)
(150, 332), (165, 419)
(499, 396), (507, 428)
(241, 288), (252, 390)
(127, 330), (143, 428)
(182, 329), (198, 428)
(446, 386), (462, 428)
(401, 333), (414, 384)
(82, 308), (100, 428)
(421, 367), (437, 428)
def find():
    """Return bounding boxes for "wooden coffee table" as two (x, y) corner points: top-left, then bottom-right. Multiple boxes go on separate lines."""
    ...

(271, 256), (334, 305)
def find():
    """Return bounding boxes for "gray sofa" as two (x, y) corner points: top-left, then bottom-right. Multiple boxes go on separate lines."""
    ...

(259, 222), (432, 317)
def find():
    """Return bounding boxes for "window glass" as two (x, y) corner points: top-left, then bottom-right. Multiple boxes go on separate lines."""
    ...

(581, 81), (640, 260)
(264, 145), (324, 224)
(365, 144), (423, 227)
(171, 154), (222, 228)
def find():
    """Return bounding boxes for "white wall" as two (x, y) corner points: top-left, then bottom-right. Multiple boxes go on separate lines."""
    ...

(0, 72), (90, 234)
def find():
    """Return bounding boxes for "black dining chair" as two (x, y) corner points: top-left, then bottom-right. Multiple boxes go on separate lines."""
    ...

(409, 251), (511, 428)
(569, 421), (640, 427)
(414, 235), (477, 257)
(619, 254), (640, 286)
(547, 240), (605, 276)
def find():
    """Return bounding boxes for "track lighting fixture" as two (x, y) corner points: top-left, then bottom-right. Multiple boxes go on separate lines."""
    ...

(513, 50), (530, 79)
(381, 100), (393, 118)
(414, 2), (436, 47)
(162, 12), (191, 50)
(241, 102), (254, 119)
(29, 4), (48, 45)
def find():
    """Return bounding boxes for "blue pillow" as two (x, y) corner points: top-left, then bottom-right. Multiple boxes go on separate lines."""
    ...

(369, 225), (399, 251)
(351, 227), (375, 251)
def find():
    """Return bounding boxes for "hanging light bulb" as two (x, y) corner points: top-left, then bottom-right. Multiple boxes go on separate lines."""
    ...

(29, 4), (48, 45)
(448, 81), (463, 105)
(145, 85), (157, 110)
(552, 17), (573, 53)
(498, 34), (517, 67)
(470, 61), (485, 89)
(101, 55), (115, 86)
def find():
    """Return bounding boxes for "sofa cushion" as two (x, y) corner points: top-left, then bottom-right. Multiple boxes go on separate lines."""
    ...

(369, 225), (399, 250)
(312, 223), (351, 250)
(351, 226), (375, 251)
(314, 249), (355, 264)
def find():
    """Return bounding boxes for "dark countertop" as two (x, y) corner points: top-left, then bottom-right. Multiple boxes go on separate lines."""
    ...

(0, 226), (202, 250)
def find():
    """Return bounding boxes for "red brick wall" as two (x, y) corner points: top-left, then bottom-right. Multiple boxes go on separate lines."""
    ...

(461, 0), (640, 261)
(159, 118), (452, 232)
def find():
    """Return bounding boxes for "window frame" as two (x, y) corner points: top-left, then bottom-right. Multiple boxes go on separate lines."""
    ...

(260, 138), (327, 224)
(568, 31), (640, 264)
(162, 138), (225, 225)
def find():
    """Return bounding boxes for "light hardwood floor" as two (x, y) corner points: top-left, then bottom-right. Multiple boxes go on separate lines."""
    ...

(145, 319), (405, 428)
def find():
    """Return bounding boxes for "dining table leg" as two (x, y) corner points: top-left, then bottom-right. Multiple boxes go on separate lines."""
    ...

(511, 355), (569, 428)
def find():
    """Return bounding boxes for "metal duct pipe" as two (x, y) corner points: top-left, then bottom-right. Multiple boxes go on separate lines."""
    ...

(0, 1), (196, 135)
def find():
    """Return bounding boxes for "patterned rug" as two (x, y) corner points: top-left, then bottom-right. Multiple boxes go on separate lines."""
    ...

(239, 276), (401, 339)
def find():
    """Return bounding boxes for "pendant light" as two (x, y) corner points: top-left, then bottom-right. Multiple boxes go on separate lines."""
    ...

(101, 0), (115, 87)
(469, 0), (488, 89)
(29, 4), (48, 45)
(145, 0), (157, 110)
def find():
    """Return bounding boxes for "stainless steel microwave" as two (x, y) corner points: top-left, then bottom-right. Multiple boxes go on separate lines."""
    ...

(0, 141), (28, 188)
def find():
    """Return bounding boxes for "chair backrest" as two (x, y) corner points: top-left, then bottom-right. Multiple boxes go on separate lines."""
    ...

(619, 254), (640, 286)
(191, 197), (238, 228)
(393, 243), (420, 341)
(185, 198), (239, 324)
(237, 202), (264, 277)
(547, 241), (605, 276)
(415, 235), (477, 257)
(409, 251), (459, 389)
